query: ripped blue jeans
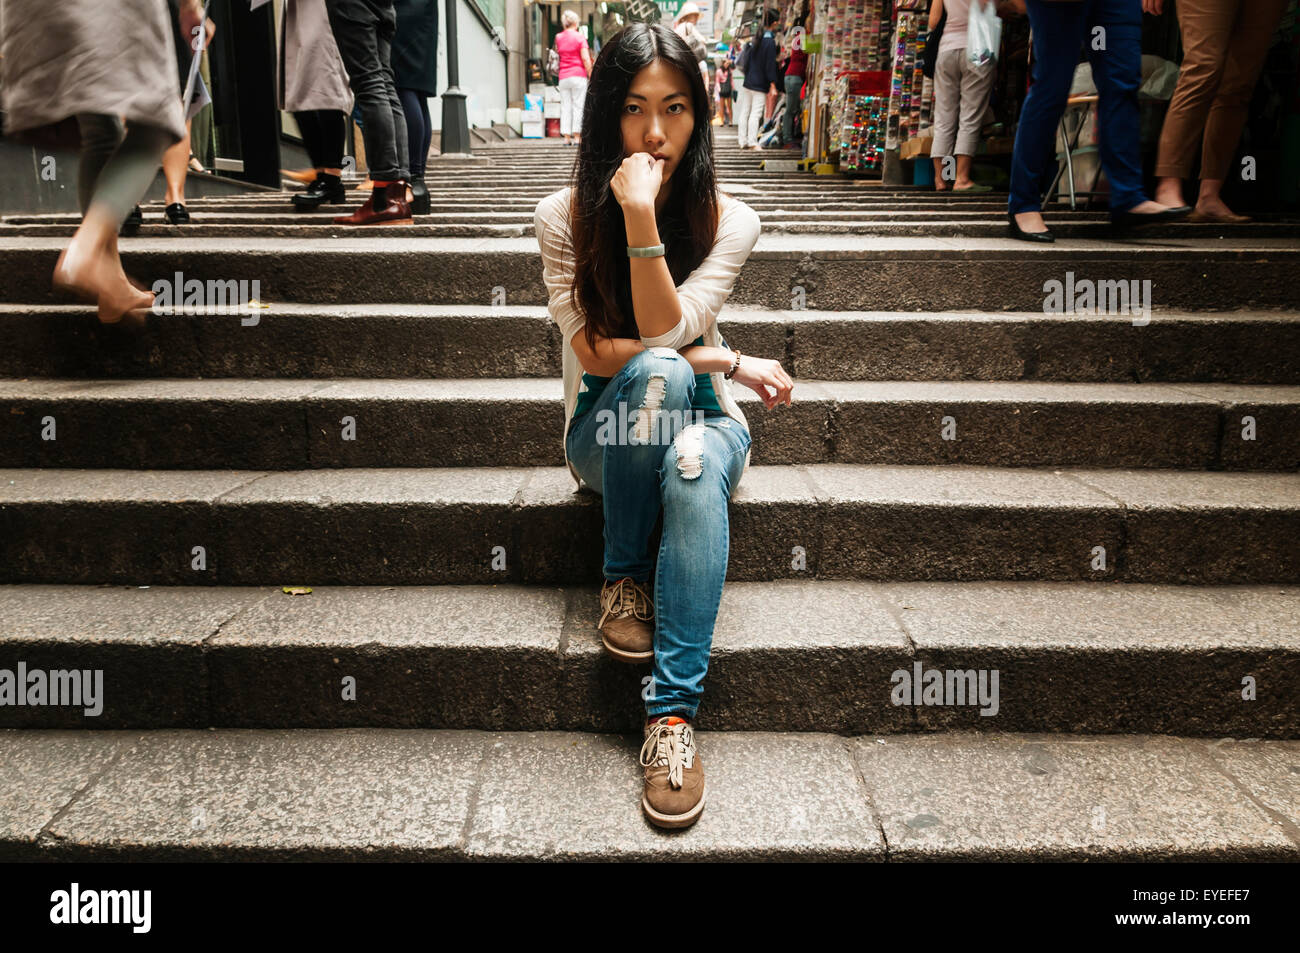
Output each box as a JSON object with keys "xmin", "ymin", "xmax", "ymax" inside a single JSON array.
[{"xmin": 565, "ymin": 348, "xmax": 752, "ymax": 719}]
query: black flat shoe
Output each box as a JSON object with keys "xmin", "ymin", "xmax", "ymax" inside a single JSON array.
[
  {"xmin": 291, "ymin": 172, "xmax": 348, "ymax": 211},
  {"xmin": 1007, "ymin": 212, "xmax": 1055, "ymax": 243},
  {"xmin": 164, "ymin": 202, "xmax": 190, "ymax": 225},
  {"xmin": 120, "ymin": 205, "xmax": 143, "ymax": 236},
  {"xmin": 1110, "ymin": 205, "xmax": 1192, "ymax": 228}
]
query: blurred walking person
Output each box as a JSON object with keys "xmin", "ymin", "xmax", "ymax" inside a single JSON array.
[
  {"xmin": 929, "ymin": 0, "xmax": 998, "ymax": 190},
  {"xmin": 394, "ymin": 0, "xmax": 437, "ymax": 214},
  {"xmin": 716, "ymin": 55, "xmax": 734, "ymax": 125},
  {"xmin": 325, "ymin": 0, "xmax": 413, "ymax": 225},
  {"xmin": 158, "ymin": 0, "xmax": 216, "ymax": 226},
  {"xmin": 1148, "ymin": 0, "xmax": 1288, "ymax": 224},
  {"xmin": 555, "ymin": 9, "xmax": 593, "ymax": 146},
  {"xmin": 282, "ymin": 0, "xmax": 354, "ymax": 212},
  {"xmin": 737, "ymin": 8, "xmax": 780, "ymax": 150},
  {"xmin": 0, "ymin": 0, "xmax": 191, "ymax": 322},
  {"xmin": 1007, "ymin": 0, "xmax": 1189, "ymax": 242}
]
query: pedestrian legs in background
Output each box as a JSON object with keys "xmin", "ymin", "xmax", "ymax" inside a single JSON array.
[
  {"xmin": 56, "ymin": 115, "xmax": 176, "ymax": 323},
  {"xmin": 1009, "ymin": 0, "xmax": 1188, "ymax": 241},
  {"xmin": 558, "ymin": 75, "xmax": 587, "ymax": 146},
  {"xmin": 735, "ymin": 86, "xmax": 761, "ymax": 148},
  {"xmin": 1085, "ymin": 0, "xmax": 1188, "ymax": 226},
  {"xmin": 161, "ymin": 119, "xmax": 194, "ymax": 224},
  {"xmin": 398, "ymin": 89, "xmax": 432, "ymax": 213},
  {"xmin": 291, "ymin": 109, "xmax": 350, "ymax": 211},
  {"xmin": 1152, "ymin": 0, "xmax": 1287, "ymax": 224},
  {"xmin": 325, "ymin": 0, "xmax": 412, "ymax": 225},
  {"xmin": 781, "ymin": 73, "xmax": 802, "ymax": 147},
  {"xmin": 930, "ymin": 48, "xmax": 997, "ymax": 190},
  {"xmin": 1008, "ymin": 0, "xmax": 1086, "ymax": 236}
]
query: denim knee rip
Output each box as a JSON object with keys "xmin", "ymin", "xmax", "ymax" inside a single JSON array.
[
  {"xmin": 672, "ymin": 423, "xmax": 707, "ymax": 480},
  {"xmin": 634, "ymin": 373, "xmax": 668, "ymax": 443},
  {"xmin": 632, "ymin": 347, "xmax": 684, "ymax": 444}
]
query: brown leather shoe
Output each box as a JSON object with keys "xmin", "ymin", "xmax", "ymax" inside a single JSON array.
[
  {"xmin": 640, "ymin": 716, "xmax": 705, "ymax": 829},
  {"xmin": 598, "ymin": 577, "xmax": 654, "ymax": 663},
  {"xmin": 332, "ymin": 181, "xmax": 413, "ymax": 226}
]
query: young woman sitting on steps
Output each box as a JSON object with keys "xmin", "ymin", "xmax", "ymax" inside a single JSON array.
[{"xmin": 534, "ymin": 21, "xmax": 794, "ymax": 831}]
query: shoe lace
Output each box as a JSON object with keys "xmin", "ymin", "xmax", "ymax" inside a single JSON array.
[
  {"xmin": 598, "ymin": 577, "xmax": 653, "ymax": 628},
  {"xmin": 639, "ymin": 720, "xmax": 695, "ymax": 789}
]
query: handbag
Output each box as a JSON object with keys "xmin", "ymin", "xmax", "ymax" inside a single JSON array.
[
  {"xmin": 921, "ymin": 7, "xmax": 946, "ymax": 79},
  {"xmin": 966, "ymin": 0, "xmax": 1003, "ymax": 67},
  {"xmin": 547, "ymin": 45, "xmax": 560, "ymax": 79}
]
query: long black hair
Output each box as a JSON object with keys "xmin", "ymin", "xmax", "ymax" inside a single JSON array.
[{"xmin": 567, "ymin": 22, "xmax": 719, "ymax": 352}]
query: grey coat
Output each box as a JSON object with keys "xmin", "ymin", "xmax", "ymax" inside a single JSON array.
[
  {"xmin": 279, "ymin": 0, "xmax": 352, "ymax": 113},
  {"xmin": 0, "ymin": 0, "xmax": 185, "ymax": 143}
]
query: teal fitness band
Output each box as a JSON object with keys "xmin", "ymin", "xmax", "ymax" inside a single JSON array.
[{"xmin": 627, "ymin": 244, "xmax": 665, "ymax": 257}]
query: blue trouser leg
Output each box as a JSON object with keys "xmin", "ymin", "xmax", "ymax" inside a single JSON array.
[
  {"xmin": 645, "ymin": 416, "xmax": 750, "ymax": 719},
  {"xmin": 565, "ymin": 348, "xmax": 697, "ymax": 583},
  {"xmin": 1086, "ymin": 0, "xmax": 1148, "ymax": 214},
  {"xmin": 1009, "ymin": 0, "xmax": 1087, "ymax": 214}
]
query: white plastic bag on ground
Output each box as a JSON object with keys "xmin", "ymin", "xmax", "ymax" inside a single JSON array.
[{"xmin": 967, "ymin": 0, "xmax": 1002, "ymax": 67}]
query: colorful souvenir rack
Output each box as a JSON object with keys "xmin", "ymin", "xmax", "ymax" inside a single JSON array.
[
  {"xmin": 839, "ymin": 94, "xmax": 886, "ymax": 173},
  {"xmin": 814, "ymin": 0, "xmax": 893, "ymax": 102},
  {"xmin": 886, "ymin": 6, "xmax": 933, "ymax": 150}
]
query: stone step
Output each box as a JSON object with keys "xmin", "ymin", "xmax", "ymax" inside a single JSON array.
[
  {"xmin": 2, "ymin": 378, "xmax": 1295, "ymax": 470},
  {"xmin": 3, "ymin": 304, "xmax": 1297, "ymax": 384},
  {"xmin": 7, "ymin": 219, "xmax": 1294, "ymax": 242},
  {"xmin": 1, "ymin": 726, "xmax": 1294, "ymax": 860},
  {"xmin": 2, "ymin": 236, "xmax": 1296, "ymax": 311},
  {"xmin": 1, "ymin": 465, "xmax": 1295, "ymax": 585},
  {"xmin": 0, "ymin": 581, "xmax": 1295, "ymax": 734}
]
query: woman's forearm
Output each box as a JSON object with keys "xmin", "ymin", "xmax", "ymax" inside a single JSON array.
[
  {"xmin": 579, "ymin": 339, "xmax": 735, "ymax": 379},
  {"xmin": 678, "ymin": 344, "xmax": 735, "ymax": 374},
  {"xmin": 623, "ymin": 204, "xmax": 682, "ymax": 340},
  {"xmin": 577, "ymin": 335, "xmax": 648, "ymax": 377}
]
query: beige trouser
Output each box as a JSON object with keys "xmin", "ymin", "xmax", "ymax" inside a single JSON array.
[
  {"xmin": 930, "ymin": 48, "xmax": 997, "ymax": 157},
  {"xmin": 1154, "ymin": 0, "xmax": 1287, "ymax": 180}
]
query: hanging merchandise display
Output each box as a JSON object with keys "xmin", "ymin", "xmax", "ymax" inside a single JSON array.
[
  {"xmin": 886, "ymin": 1, "xmax": 933, "ymax": 152},
  {"xmin": 839, "ymin": 94, "xmax": 886, "ymax": 172},
  {"xmin": 800, "ymin": 0, "xmax": 894, "ymax": 174}
]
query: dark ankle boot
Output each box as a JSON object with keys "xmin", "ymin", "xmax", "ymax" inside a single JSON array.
[
  {"xmin": 409, "ymin": 175, "xmax": 430, "ymax": 215},
  {"xmin": 332, "ymin": 180, "xmax": 412, "ymax": 226},
  {"xmin": 120, "ymin": 205, "xmax": 144, "ymax": 236},
  {"xmin": 292, "ymin": 172, "xmax": 347, "ymax": 211}
]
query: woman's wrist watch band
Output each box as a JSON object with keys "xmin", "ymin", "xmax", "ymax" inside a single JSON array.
[{"xmin": 626, "ymin": 244, "xmax": 665, "ymax": 257}]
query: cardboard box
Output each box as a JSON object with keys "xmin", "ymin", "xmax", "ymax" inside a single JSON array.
[{"xmin": 899, "ymin": 135, "xmax": 932, "ymax": 160}]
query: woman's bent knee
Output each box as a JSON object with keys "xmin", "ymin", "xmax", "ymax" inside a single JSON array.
[{"xmin": 620, "ymin": 347, "xmax": 694, "ymax": 404}]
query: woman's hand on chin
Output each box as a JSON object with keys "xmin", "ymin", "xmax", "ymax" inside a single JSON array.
[
  {"xmin": 611, "ymin": 152, "xmax": 664, "ymax": 212},
  {"xmin": 733, "ymin": 355, "xmax": 794, "ymax": 410}
]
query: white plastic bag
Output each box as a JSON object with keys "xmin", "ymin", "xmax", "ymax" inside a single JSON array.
[{"xmin": 967, "ymin": 0, "xmax": 1002, "ymax": 67}]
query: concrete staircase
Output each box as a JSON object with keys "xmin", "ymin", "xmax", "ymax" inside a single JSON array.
[{"xmin": 1, "ymin": 131, "xmax": 1297, "ymax": 861}]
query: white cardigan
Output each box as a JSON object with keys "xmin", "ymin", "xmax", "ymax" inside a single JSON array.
[{"xmin": 534, "ymin": 186, "xmax": 763, "ymax": 496}]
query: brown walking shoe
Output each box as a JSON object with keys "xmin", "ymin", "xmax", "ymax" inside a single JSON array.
[
  {"xmin": 640, "ymin": 716, "xmax": 706, "ymax": 829},
  {"xmin": 598, "ymin": 577, "xmax": 654, "ymax": 663}
]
